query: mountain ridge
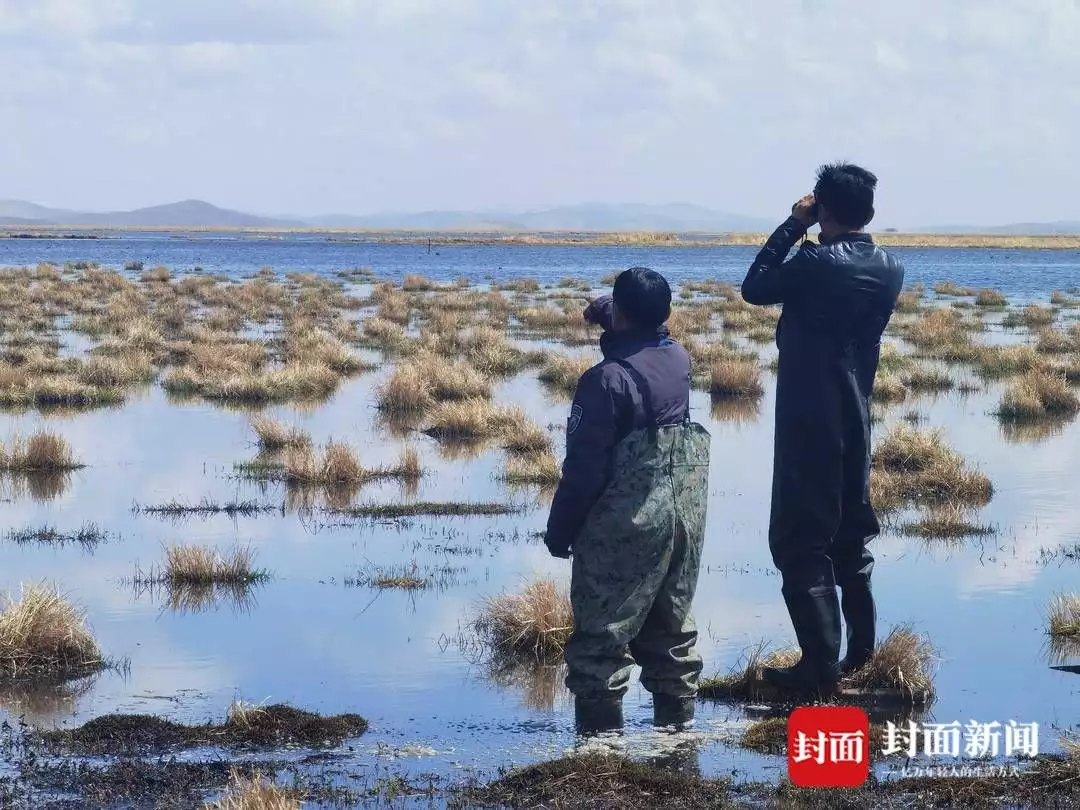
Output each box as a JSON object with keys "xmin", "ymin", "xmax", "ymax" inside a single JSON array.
[{"xmin": 2, "ymin": 198, "xmax": 1079, "ymax": 234}]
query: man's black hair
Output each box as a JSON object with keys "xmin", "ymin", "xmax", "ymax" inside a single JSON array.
[
  {"xmin": 814, "ymin": 162, "xmax": 877, "ymax": 230},
  {"xmin": 613, "ymin": 266, "xmax": 672, "ymax": 329}
]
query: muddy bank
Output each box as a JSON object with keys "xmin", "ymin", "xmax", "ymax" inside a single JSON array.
[{"xmin": 40, "ymin": 704, "xmax": 367, "ymax": 755}]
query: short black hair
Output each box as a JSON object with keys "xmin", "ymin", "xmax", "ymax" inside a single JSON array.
[
  {"xmin": 814, "ymin": 162, "xmax": 877, "ymax": 229},
  {"xmin": 612, "ymin": 266, "xmax": 671, "ymax": 329}
]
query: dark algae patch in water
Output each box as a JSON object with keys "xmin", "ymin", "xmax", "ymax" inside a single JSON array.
[{"xmin": 40, "ymin": 704, "xmax": 368, "ymax": 755}]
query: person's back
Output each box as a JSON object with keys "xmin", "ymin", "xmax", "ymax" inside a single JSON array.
[
  {"xmin": 544, "ymin": 267, "xmax": 710, "ymax": 734},
  {"xmin": 741, "ymin": 163, "xmax": 904, "ymax": 697}
]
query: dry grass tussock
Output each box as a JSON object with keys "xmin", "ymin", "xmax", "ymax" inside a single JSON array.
[
  {"xmin": 422, "ymin": 400, "xmax": 541, "ymax": 447},
  {"xmin": 975, "ymin": 288, "xmax": 1007, "ymax": 307},
  {"xmin": 871, "ymin": 424, "xmax": 993, "ymax": 511},
  {"xmin": 1048, "ymin": 594, "xmax": 1080, "ymax": 638},
  {"xmin": 1035, "ymin": 328, "xmax": 1076, "ymax": 355},
  {"xmin": 500, "ymin": 413, "xmax": 552, "ymax": 455},
  {"xmin": 998, "ymin": 370, "xmax": 1080, "ymax": 420},
  {"xmin": 537, "ymin": 353, "xmax": 594, "ymax": 395},
  {"xmin": 844, "ymin": 626, "xmax": 936, "ymax": 703},
  {"xmin": 473, "ymin": 579, "xmax": 573, "ymax": 663},
  {"xmin": 376, "ymin": 354, "xmax": 491, "ymax": 415},
  {"xmin": 0, "ymin": 583, "xmax": 103, "ymax": 679},
  {"xmin": 903, "ymin": 365, "xmax": 954, "ymax": 392},
  {"xmin": 709, "ymin": 358, "xmax": 764, "ymax": 399},
  {"xmin": 0, "ymin": 432, "xmax": 81, "ymax": 472},
  {"xmin": 164, "ymin": 545, "xmax": 268, "ymax": 585},
  {"xmin": 975, "ymin": 344, "xmax": 1043, "ymax": 379},
  {"xmin": 282, "ymin": 442, "xmax": 421, "ymax": 488},
  {"xmin": 205, "ymin": 769, "xmax": 302, "ymax": 810},
  {"xmin": 700, "ymin": 626, "xmax": 935, "ymax": 705},
  {"xmin": 502, "ymin": 452, "xmax": 562, "ymax": 486},
  {"xmin": 873, "ymin": 372, "xmax": 908, "ymax": 404},
  {"xmin": 164, "ymin": 362, "xmax": 340, "ymax": 404},
  {"xmin": 933, "ymin": 281, "xmax": 975, "ymax": 296},
  {"xmin": 250, "ymin": 414, "xmax": 311, "ymax": 450}
]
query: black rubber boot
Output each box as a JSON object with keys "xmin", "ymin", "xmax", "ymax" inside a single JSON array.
[
  {"xmin": 763, "ymin": 584, "xmax": 842, "ymax": 698},
  {"xmin": 653, "ymin": 694, "xmax": 695, "ymax": 730},
  {"xmin": 839, "ymin": 581, "xmax": 876, "ymax": 676},
  {"xmin": 574, "ymin": 695, "xmax": 624, "ymax": 735}
]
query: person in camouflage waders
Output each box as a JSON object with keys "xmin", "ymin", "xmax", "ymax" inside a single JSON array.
[{"xmin": 544, "ymin": 267, "xmax": 711, "ymax": 734}]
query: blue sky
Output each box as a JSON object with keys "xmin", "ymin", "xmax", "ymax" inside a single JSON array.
[{"xmin": 1, "ymin": 0, "xmax": 1078, "ymax": 226}]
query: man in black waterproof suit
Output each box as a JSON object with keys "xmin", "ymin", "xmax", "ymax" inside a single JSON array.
[{"xmin": 741, "ymin": 163, "xmax": 905, "ymax": 697}]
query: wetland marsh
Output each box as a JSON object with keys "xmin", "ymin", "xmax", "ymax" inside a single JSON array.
[{"xmin": 0, "ymin": 232, "xmax": 1077, "ymax": 807}]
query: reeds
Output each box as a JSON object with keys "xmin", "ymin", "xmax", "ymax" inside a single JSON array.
[
  {"xmin": 998, "ymin": 370, "xmax": 1080, "ymax": 421},
  {"xmin": 163, "ymin": 545, "xmax": 269, "ymax": 585},
  {"xmin": 709, "ymin": 358, "xmax": 764, "ymax": 399},
  {"xmin": 207, "ymin": 769, "xmax": 303, "ymax": 810},
  {"xmin": 1048, "ymin": 594, "xmax": 1080, "ymax": 638},
  {"xmin": 473, "ymin": 579, "xmax": 573, "ymax": 662},
  {"xmin": 0, "ymin": 583, "xmax": 103, "ymax": 679},
  {"xmin": 423, "ymin": 399, "xmax": 532, "ymax": 442}
]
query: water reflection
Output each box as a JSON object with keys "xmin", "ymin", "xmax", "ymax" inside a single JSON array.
[
  {"xmin": 0, "ymin": 673, "xmax": 99, "ymax": 725},
  {"xmin": 484, "ymin": 659, "xmax": 570, "ymax": 712},
  {"xmin": 998, "ymin": 416, "xmax": 1074, "ymax": 445},
  {"xmin": 132, "ymin": 580, "xmax": 265, "ymax": 617},
  {"xmin": 709, "ymin": 397, "xmax": 761, "ymax": 425}
]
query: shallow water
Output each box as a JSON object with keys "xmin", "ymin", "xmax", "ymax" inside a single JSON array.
[{"xmin": 0, "ymin": 235, "xmax": 1078, "ymax": 804}]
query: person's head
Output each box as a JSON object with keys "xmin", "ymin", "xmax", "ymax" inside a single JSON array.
[
  {"xmin": 612, "ymin": 267, "xmax": 672, "ymax": 332},
  {"xmin": 813, "ymin": 162, "xmax": 877, "ymax": 242}
]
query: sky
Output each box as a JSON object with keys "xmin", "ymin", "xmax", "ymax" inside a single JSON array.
[{"xmin": 1, "ymin": 0, "xmax": 1079, "ymax": 227}]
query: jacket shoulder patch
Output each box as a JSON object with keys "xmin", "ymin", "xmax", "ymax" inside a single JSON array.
[{"xmin": 567, "ymin": 404, "xmax": 583, "ymax": 434}]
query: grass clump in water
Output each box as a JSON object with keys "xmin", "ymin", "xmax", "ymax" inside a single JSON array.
[
  {"xmin": 335, "ymin": 501, "xmax": 518, "ymax": 519},
  {"xmin": 903, "ymin": 366, "xmax": 954, "ymax": 392},
  {"xmin": 975, "ymin": 288, "xmax": 1007, "ymax": 307},
  {"xmin": 700, "ymin": 626, "xmax": 935, "ymax": 706},
  {"xmin": 0, "ymin": 432, "xmax": 82, "ymax": 472},
  {"xmin": 997, "ymin": 370, "xmax": 1080, "ymax": 421},
  {"xmin": 871, "ymin": 424, "xmax": 993, "ymax": 512},
  {"xmin": 873, "ymin": 372, "xmax": 908, "ymax": 403},
  {"xmin": 709, "ymin": 358, "xmax": 764, "ymax": 399},
  {"xmin": 0, "ymin": 583, "xmax": 104, "ymax": 680},
  {"xmin": 1048, "ymin": 594, "xmax": 1080, "ymax": 638},
  {"xmin": 501, "ymin": 452, "xmax": 562, "ymax": 487},
  {"xmin": 162, "ymin": 545, "xmax": 269, "ymax": 585},
  {"xmin": 537, "ymin": 354, "xmax": 594, "ymax": 396},
  {"xmin": 473, "ymin": 579, "xmax": 573, "ymax": 663},
  {"xmin": 974, "ymin": 344, "xmax": 1042, "ymax": 379},
  {"xmin": 933, "ymin": 281, "xmax": 974, "ymax": 296},
  {"xmin": 249, "ymin": 414, "xmax": 310, "ymax": 451},
  {"xmin": 7, "ymin": 523, "xmax": 108, "ymax": 550},
  {"xmin": 207, "ymin": 769, "xmax": 303, "ymax": 810}
]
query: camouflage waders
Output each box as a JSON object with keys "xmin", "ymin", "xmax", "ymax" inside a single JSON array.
[{"xmin": 564, "ymin": 420, "xmax": 711, "ymax": 700}]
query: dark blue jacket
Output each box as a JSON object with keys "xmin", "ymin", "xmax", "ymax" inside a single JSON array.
[{"xmin": 544, "ymin": 296, "xmax": 691, "ymax": 557}]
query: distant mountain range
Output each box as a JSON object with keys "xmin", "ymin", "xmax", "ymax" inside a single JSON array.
[{"xmin": 1, "ymin": 198, "xmax": 1079, "ymax": 234}]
